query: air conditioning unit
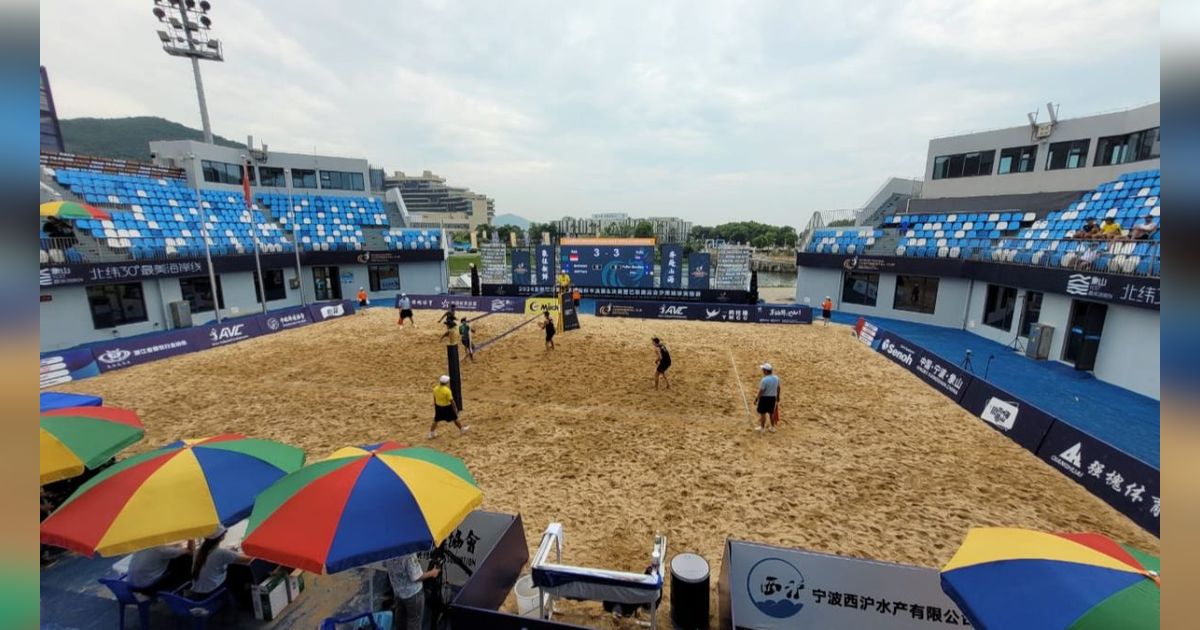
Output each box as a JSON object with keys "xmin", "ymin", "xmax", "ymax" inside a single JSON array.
[
  {"xmin": 1025, "ymin": 323, "xmax": 1054, "ymax": 360},
  {"xmin": 168, "ymin": 300, "xmax": 192, "ymax": 328},
  {"xmin": 1035, "ymin": 122, "xmax": 1054, "ymax": 139}
]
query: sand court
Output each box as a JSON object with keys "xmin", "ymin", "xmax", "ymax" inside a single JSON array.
[{"xmin": 52, "ymin": 308, "xmax": 1158, "ymax": 625}]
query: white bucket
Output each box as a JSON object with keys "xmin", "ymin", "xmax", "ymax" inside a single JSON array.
[{"xmin": 514, "ymin": 574, "xmax": 539, "ymax": 616}]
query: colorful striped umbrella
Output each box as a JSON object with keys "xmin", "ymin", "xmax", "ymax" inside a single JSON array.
[
  {"xmin": 941, "ymin": 528, "xmax": 1159, "ymax": 629},
  {"xmin": 41, "ymin": 406, "xmax": 145, "ymax": 485},
  {"xmin": 241, "ymin": 441, "xmax": 483, "ymax": 574},
  {"xmin": 40, "ymin": 201, "xmax": 111, "ymax": 220},
  {"xmin": 40, "ymin": 434, "xmax": 304, "ymax": 557}
]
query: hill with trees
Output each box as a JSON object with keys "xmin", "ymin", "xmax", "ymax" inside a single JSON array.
[{"xmin": 59, "ymin": 116, "xmax": 243, "ymax": 161}]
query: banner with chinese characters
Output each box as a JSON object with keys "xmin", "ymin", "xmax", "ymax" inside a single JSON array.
[
  {"xmin": 394, "ymin": 294, "xmax": 525, "ymax": 313},
  {"xmin": 510, "ymin": 248, "xmax": 532, "ymax": 285},
  {"xmin": 307, "ymin": 299, "xmax": 357, "ymax": 322},
  {"xmin": 720, "ymin": 539, "xmax": 969, "ymax": 629},
  {"xmin": 1035, "ymin": 421, "xmax": 1159, "ymax": 536},
  {"xmin": 713, "ymin": 245, "xmax": 751, "ymax": 290},
  {"xmin": 687, "ymin": 253, "xmax": 711, "ymax": 290},
  {"xmin": 874, "ymin": 331, "xmax": 973, "ymax": 402},
  {"xmin": 957, "ymin": 378, "xmax": 1056, "ymax": 452},
  {"xmin": 595, "ymin": 300, "xmax": 756, "ymax": 323},
  {"xmin": 659, "ymin": 244, "xmax": 683, "ymax": 289},
  {"xmin": 534, "ymin": 245, "xmax": 556, "ymax": 286},
  {"xmin": 482, "ymin": 283, "xmax": 752, "ymax": 304},
  {"xmin": 422, "ymin": 510, "xmax": 515, "ymax": 590},
  {"xmin": 90, "ymin": 328, "xmax": 209, "ymax": 373},
  {"xmin": 755, "ymin": 304, "xmax": 814, "ymax": 324}
]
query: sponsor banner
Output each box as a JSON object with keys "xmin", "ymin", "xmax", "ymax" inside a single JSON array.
[
  {"xmin": 525, "ymin": 297, "xmax": 560, "ymax": 315},
  {"xmin": 958, "ymin": 378, "xmax": 1056, "ymax": 452},
  {"xmin": 714, "ymin": 245, "xmax": 751, "ymax": 290},
  {"xmin": 687, "ymin": 253, "xmax": 711, "ymax": 290},
  {"xmin": 348, "ymin": 249, "xmax": 445, "ymax": 265},
  {"xmin": 480, "ymin": 244, "xmax": 510, "ymax": 285},
  {"xmin": 756, "ymin": 304, "xmax": 814, "ymax": 324},
  {"xmin": 795, "ymin": 252, "xmax": 1160, "ymax": 311},
  {"xmin": 561, "ymin": 299, "xmax": 581, "ymax": 332},
  {"xmin": 309, "ymin": 299, "xmax": 356, "ymax": 322},
  {"xmin": 91, "ymin": 328, "xmax": 207, "ymax": 372},
  {"xmin": 856, "ymin": 318, "xmax": 879, "ymax": 347},
  {"xmin": 395, "ymin": 294, "xmax": 525, "ymax": 313},
  {"xmin": 511, "ymin": 248, "xmax": 532, "ymax": 285},
  {"xmin": 660, "ymin": 244, "xmax": 683, "ymax": 289},
  {"xmin": 482, "ymin": 283, "xmax": 752, "ymax": 304},
  {"xmin": 1036, "ymin": 422, "xmax": 1160, "ymax": 536},
  {"xmin": 256, "ymin": 306, "xmax": 314, "ymax": 333},
  {"xmin": 40, "ymin": 348, "xmax": 101, "ymax": 389},
  {"xmin": 534, "ymin": 245, "xmax": 556, "ymax": 286},
  {"xmin": 874, "ymin": 331, "xmax": 972, "ymax": 402},
  {"xmin": 722, "ymin": 539, "xmax": 968, "ymax": 629},
  {"xmin": 199, "ymin": 317, "xmax": 265, "ymax": 349},
  {"xmin": 419, "ymin": 510, "xmax": 513, "ymax": 590},
  {"xmin": 595, "ymin": 300, "xmax": 757, "ymax": 323}
]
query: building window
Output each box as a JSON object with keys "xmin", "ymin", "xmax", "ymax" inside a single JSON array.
[
  {"xmin": 997, "ymin": 145, "xmax": 1038, "ymax": 174},
  {"xmin": 369, "ymin": 168, "xmax": 385, "ymax": 191},
  {"xmin": 842, "ymin": 271, "xmax": 879, "ymax": 307},
  {"xmin": 179, "ymin": 275, "xmax": 224, "ymax": 313},
  {"xmin": 1019, "ymin": 291, "xmax": 1043, "ymax": 337},
  {"xmin": 1046, "ymin": 139, "xmax": 1090, "ymax": 170},
  {"xmin": 983, "ymin": 284, "xmax": 1018, "ymax": 331},
  {"xmin": 369, "ymin": 264, "xmax": 401, "ymax": 291},
  {"xmin": 931, "ymin": 150, "xmax": 995, "ymax": 179},
  {"xmin": 1095, "ymin": 127, "xmax": 1160, "ymax": 166},
  {"xmin": 893, "ymin": 275, "xmax": 939, "ymax": 314},
  {"xmin": 201, "ymin": 160, "xmax": 251, "ymax": 185},
  {"xmin": 292, "ymin": 169, "xmax": 317, "ymax": 189},
  {"xmin": 254, "ymin": 269, "xmax": 287, "ymax": 302},
  {"xmin": 259, "ymin": 166, "xmax": 286, "ymax": 187},
  {"xmin": 86, "ymin": 282, "xmax": 148, "ymax": 329},
  {"xmin": 320, "ymin": 170, "xmax": 365, "ymax": 191}
]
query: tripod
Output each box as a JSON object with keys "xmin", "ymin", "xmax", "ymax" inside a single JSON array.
[{"xmin": 960, "ymin": 350, "xmax": 974, "ymax": 373}]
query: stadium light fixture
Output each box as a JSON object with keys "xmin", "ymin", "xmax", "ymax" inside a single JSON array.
[{"xmin": 151, "ymin": 0, "xmax": 224, "ymax": 144}]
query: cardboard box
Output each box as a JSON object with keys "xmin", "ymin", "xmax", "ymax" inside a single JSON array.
[
  {"xmin": 285, "ymin": 569, "xmax": 305, "ymax": 602},
  {"xmin": 251, "ymin": 573, "xmax": 289, "ymax": 621}
]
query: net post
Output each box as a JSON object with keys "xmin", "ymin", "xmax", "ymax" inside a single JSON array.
[{"xmin": 447, "ymin": 343, "xmax": 463, "ymax": 410}]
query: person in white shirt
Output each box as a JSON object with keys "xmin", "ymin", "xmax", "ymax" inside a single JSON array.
[
  {"xmin": 754, "ymin": 363, "xmax": 782, "ymax": 433},
  {"xmin": 128, "ymin": 542, "xmax": 193, "ymax": 594},
  {"xmin": 187, "ymin": 527, "xmax": 250, "ymax": 599},
  {"xmin": 384, "ymin": 553, "xmax": 440, "ymax": 630},
  {"xmin": 397, "ymin": 293, "xmax": 415, "ymax": 327},
  {"xmin": 1130, "ymin": 215, "xmax": 1158, "ymax": 240}
]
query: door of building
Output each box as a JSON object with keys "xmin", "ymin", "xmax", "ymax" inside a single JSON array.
[
  {"xmin": 1064, "ymin": 299, "xmax": 1108, "ymax": 371},
  {"xmin": 312, "ymin": 266, "xmax": 342, "ymax": 301}
]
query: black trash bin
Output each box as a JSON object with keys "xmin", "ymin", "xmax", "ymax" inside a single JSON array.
[{"xmin": 670, "ymin": 552, "xmax": 710, "ymax": 629}]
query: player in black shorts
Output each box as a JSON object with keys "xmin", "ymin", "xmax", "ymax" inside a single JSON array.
[
  {"xmin": 540, "ymin": 309, "xmax": 556, "ymax": 350},
  {"xmin": 652, "ymin": 337, "xmax": 671, "ymax": 389}
]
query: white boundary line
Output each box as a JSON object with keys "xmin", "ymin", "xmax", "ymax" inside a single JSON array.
[{"xmin": 729, "ymin": 350, "xmax": 753, "ymax": 423}]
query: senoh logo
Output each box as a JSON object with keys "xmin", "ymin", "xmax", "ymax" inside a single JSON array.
[
  {"xmin": 880, "ymin": 339, "xmax": 913, "ymax": 366},
  {"xmin": 1052, "ymin": 442, "xmax": 1085, "ymax": 477},
  {"xmin": 97, "ymin": 348, "xmax": 132, "ymax": 364}
]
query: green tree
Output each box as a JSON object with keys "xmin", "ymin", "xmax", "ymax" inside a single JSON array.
[
  {"xmin": 633, "ymin": 221, "xmax": 654, "ymax": 238},
  {"xmin": 826, "ymin": 219, "xmax": 856, "ymax": 227}
]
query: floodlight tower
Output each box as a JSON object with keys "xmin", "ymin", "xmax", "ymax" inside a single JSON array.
[{"xmin": 151, "ymin": 0, "xmax": 223, "ymax": 144}]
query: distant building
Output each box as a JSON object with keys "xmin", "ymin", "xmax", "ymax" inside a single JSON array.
[
  {"xmin": 383, "ymin": 170, "xmax": 494, "ymax": 232},
  {"xmin": 554, "ymin": 213, "xmax": 693, "ymax": 243}
]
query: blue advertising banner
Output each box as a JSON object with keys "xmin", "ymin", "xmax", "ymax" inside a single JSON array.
[
  {"xmin": 660, "ymin": 244, "xmax": 683, "ymax": 289},
  {"xmin": 756, "ymin": 304, "xmax": 814, "ymax": 324},
  {"xmin": 874, "ymin": 330, "xmax": 972, "ymax": 402},
  {"xmin": 1036, "ymin": 421, "xmax": 1160, "ymax": 536},
  {"xmin": 256, "ymin": 305, "xmax": 314, "ymax": 333},
  {"xmin": 957, "ymin": 378, "xmax": 1056, "ymax": 452},
  {"xmin": 482, "ymin": 283, "xmax": 752, "ymax": 303},
  {"xmin": 511, "ymin": 248, "xmax": 532, "ymax": 285},
  {"xmin": 687, "ymin": 253, "xmax": 711, "ymax": 289},
  {"xmin": 308, "ymin": 299, "xmax": 357, "ymax": 322},
  {"xmin": 91, "ymin": 328, "xmax": 209, "ymax": 372},
  {"xmin": 40, "ymin": 348, "xmax": 102, "ymax": 389},
  {"xmin": 595, "ymin": 300, "xmax": 756, "ymax": 323},
  {"xmin": 535, "ymin": 245, "xmax": 556, "ymax": 286},
  {"xmin": 395, "ymin": 294, "xmax": 525, "ymax": 313}
]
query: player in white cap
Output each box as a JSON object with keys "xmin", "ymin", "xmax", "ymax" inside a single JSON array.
[
  {"xmin": 754, "ymin": 363, "xmax": 781, "ymax": 433},
  {"xmin": 429, "ymin": 374, "xmax": 469, "ymax": 438}
]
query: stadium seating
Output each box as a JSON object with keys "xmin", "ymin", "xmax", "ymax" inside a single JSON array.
[
  {"xmin": 991, "ymin": 170, "xmax": 1160, "ymax": 275},
  {"xmin": 256, "ymin": 192, "xmax": 389, "ymax": 252},
  {"xmin": 805, "ymin": 229, "xmax": 882, "ymax": 254},
  {"xmin": 382, "ymin": 227, "xmax": 442, "ymax": 251}
]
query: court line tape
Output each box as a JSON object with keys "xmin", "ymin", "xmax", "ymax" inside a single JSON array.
[{"xmin": 728, "ymin": 350, "xmax": 753, "ymax": 423}]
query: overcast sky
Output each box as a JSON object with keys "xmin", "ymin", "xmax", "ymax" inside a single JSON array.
[{"xmin": 41, "ymin": 0, "xmax": 1159, "ymax": 227}]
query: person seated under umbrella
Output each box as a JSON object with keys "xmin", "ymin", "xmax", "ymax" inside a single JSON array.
[{"xmin": 187, "ymin": 526, "xmax": 251, "ymax": 600}]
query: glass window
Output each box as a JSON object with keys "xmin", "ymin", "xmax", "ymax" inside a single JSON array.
[
  {"xmin": 893, "ymin": 275, "xmax": 939, "ymax": 314},
  {"xmin": 1095, "ymin": 127, "xmax": 1160, "ymax": 166},
  {"xmin": 1019, "ymin": 291, "xmax": 1043, "ymax": 337},
  {"xmin": 179, "ymin": 275, "xmax": 224, "ymax": 313},
  {"xmin": 200, "ymin": 160, "xmax": 250, "ymax": 185},
  {"xmin": 259, "ymin": 166, "xmax": 286, "ymax": 187},
  {"xmin": 86, "ymin": 282, "xmax": 148, "ymax": 329},
  {"xmin": 319, "ymin": 170, "xmax": 366, "ymax": 191},
  {"xmin": 931, "ymin": 150, "xmax": 995, "ymax": 179},
  {"xmin": 253, "ymin": 269, "xmax": 287, "ymax": 302},
  {"xmin": 983, "ymin": 284, "xmax": 1018, "ymax": 330},
  {"xmin": 292, "ymin": 169, "xmax": 317, "ymax": 189},
  {"xmin": 997, "ymin": 145, "xmax": 1038, "ymax": 174},
  {"xmin": 369, "ymin": 264, "xmax": 401, "ymax": 291},
  {"xmin": 842, "ymin": 271, "xmax": 879, "ymax": 307},
  {"xmin": 1046, "ymin": 139, "xmax": 1090, "ymax": 170}
]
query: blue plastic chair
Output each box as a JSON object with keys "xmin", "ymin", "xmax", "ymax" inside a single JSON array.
[
  {"xmin": 158, "ymin": 588, "xmax": 233, "ymax": 630},
  {"xmin": 319, "ymin": 611, "xmax": 393, "ymax": 630},
  {"xmin": 98, "ymin": 577, "xmax": 155, "ymax": 630}
]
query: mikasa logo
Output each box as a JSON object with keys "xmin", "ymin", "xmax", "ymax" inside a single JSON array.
[{"xmin": 880, "ymin": 339, "xmax": 913, "ymax": 366}]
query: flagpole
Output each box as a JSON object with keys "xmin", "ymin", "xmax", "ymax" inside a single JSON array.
[
  {"xmin": 286, "ymin": 169, "xmax": 306, "ymax": 306},
  {"xmin": 190, "ymin": 152, "xmax": 222, "ymax": 323},
  {"xmin": 242, "ymin": 157, "xmax": 268, "ymax": 314}
]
